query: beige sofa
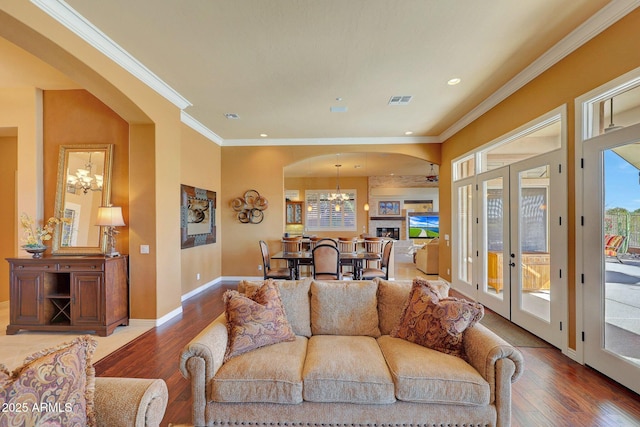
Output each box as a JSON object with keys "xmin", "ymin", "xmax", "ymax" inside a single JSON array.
[
  {"xmin": 415, "ymin": 238, "xmax": 439, "ymax": 274},
  {"xmin": 180, "ymin": 278, "xmax": 523, "ymax": 427},
  {"xmin": 94, "ymin": 377, "xmax": 169, "ymax": 427}
]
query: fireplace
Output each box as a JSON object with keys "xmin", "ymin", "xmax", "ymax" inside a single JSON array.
[{"xmin": 377, "ymin": 227, "xmax": 400, "ymax": 240}]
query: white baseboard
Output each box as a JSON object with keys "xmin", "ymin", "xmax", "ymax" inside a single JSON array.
[{"xmin": 181, "ymin": 277, "xmax": 223, "ymax": 302}]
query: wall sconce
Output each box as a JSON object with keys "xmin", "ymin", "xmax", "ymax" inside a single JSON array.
[{"xmin": 96, "ymin": 206, "xmax": 126, "ymax": 257}]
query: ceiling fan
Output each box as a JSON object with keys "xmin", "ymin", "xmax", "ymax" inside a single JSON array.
[{"xmin": 426, "ymin": 164, "xmax": 439, "ymax": 183}]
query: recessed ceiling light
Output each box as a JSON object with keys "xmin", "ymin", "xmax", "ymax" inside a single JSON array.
[
  {"xmin": 224, "ymin": 113, "xmax": 240, "ymax": 119},
  {"xmin": 447, "ymin": 78, "xmax": 461, "ymax": 86},
  {"xmin": 405, "ymin": 131, "xmax": 413, "ymax": 135},
  {"xmin": 260, "ymin": 133, "xmax": 268, "ymax": 138}
]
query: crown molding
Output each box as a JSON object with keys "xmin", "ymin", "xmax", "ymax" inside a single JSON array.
[
  {"xmin": 181, "ymin": 111, "xmax": 224, "ymax": 146},
  {"xmin": 439, "ymin": 0, "xmax": 640, "ymax": 142},
  {"xmin": 222, "ymin": 136, "xmax": 440, "ymax": 147},
  {"xmin": 30, "ymin": 0, "xmax": 192, "ymax": 110}
]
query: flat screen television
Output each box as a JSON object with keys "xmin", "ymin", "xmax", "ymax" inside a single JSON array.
[{"xmin": 408, "ymin": 212, "xmax": 439, "ymax": 238}]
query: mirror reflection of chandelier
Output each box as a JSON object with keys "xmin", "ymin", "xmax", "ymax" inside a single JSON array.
[
  {"xmin": 327, "ymin": 163, "xmax": 350, "ymax": 212},
  {"xmin": 67, "ymin": 152, "xmax": 103, "ymax": 194}
]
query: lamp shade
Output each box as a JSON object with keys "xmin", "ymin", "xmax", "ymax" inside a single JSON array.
[{"xmin": 96, "ymin": 206, "xmax": 126, "ymax": 227}]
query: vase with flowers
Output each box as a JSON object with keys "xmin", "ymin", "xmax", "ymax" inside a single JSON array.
[{"xmin": 20, "ymin": 213, "xmax": 67, "ymax": 258}]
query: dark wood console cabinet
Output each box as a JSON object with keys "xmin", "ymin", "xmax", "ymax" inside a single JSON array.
[{"xmin": 6, "ymin": 255, "xmax": 129, "ymax": 337}]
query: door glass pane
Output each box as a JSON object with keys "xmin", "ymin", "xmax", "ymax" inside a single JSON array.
[
  {"xmin": 484, "ymin": 177, "xmax": 505, "ymax": 300},
  {"xmin": 590, "ymin": 86, "xmax": 640, "ymax": 138},
  {"xmin": 480, "ymin": 120, "xmax": 562, "ymax": 173},
  {"xmin": 518, "ymin": 165, "xmax": 551, "ymax": 321},
  {"xmin": 604, "ymin": 146, "xmax": 640, "ymax": 366},
  {"xmin": 457, "ymin": 184, "xmax": 473, "ymax": 284}
]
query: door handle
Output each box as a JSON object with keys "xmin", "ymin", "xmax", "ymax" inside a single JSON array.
[{"xmin": 509, "ymin": 262, "xmax": 516, "ymax": 267}]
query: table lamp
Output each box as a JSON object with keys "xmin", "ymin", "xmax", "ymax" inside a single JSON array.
[{"xmin": 96, "ymin": 206, "xmax": 126, "ymax": 257}]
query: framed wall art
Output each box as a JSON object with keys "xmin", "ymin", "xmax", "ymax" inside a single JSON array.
[
  {"xmin": 378, "ymin": 200, "xmax": 401, "ymax": 216},
  {"xmin": 181, "ymin": 184, "xmax": 216, "ymax": 248}
]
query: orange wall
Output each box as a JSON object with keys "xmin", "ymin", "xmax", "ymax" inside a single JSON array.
[
  {"xmin": 0, "ymin": 136, "xmax": 17, "ymax": 302},
  {"xmin": 222, "ymin": 143, "xmax": 440, "ymax": 277},
  {"xmin": 43, "ymin": 89, "xmax": 130, "ymax": 253},
  {"xmin": 180, "ymin": 125, "xmax": 222, "ymax": 293},
  {"xmin": 439, "ymin": 8, "xmax": 640, "ymax": 349}
]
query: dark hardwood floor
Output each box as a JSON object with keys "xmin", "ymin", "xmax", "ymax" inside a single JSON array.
[{"xmin": 94, "ymin": 283, "xmax": 640, "ymax": 427}]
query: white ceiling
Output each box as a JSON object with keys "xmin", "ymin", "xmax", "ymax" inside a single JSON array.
[
  {"xmin": 62, "ymin": 0, "xmax": 613, "ymax": 143},
  {"xmin": 13, "ymin": 1, "xmax": 639, "ymax": 178}
]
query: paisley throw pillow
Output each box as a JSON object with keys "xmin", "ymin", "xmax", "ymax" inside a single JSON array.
[
  {"xmin": 224, "ymin": 279, "xmax": 296, "ymax": 362},
  {"xmin": 0, "ymin": 336, "xmax": 97, "ymax": 427},
  {"xmin": 392, "ymin": 278, "xmax": 484, "ymax": 359}
]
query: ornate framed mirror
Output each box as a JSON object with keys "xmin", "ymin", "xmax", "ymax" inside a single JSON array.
[{"xmin": 53, "ymin": 144, "xmax": 114, "ymax": 255}]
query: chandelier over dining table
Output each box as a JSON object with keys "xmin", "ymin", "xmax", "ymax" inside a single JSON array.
[{"xmin": 327, "ymin": 163, "xmax": 350, "ymax": 212}]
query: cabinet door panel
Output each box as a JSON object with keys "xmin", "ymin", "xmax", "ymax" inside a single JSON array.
[
  {"xmin": 72, "ymin": 273, "xmax": 104, "ymax": 325},
  {"xmin": 10, "ymin": 272, "xmax": 44, "ymax": 324}
]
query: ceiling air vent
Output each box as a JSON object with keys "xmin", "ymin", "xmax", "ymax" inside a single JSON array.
[
  {"xmin": 388, "ymin": 95, "xmax": 412, "ymax": 105},
  {"xmin": 224, "ymin": 113, "xmax": 240, "ymax": 119}
]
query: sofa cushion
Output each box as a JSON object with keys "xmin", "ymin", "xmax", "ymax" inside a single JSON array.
[
  {"xmin": 224, "ymin": 280, "xmax": 296, "ymax": 361},
  {"xmin": 0, "ymin": 336, "xmax": 97, "ymax": 427},
  {"xmin": 239, "ymin": 278, "xmax": 312, "ymax": 337},
  {"xmin": 310, "ymin": 280, "xmax": 381, "ymax": 337},
  {"xmin": 302, "ymin": 335, "xmax": 395, "ymax": 404},
  {"xmin": 376, "ymin": 278, "xmax": 451, "ymax": 335},
  {"xmin": 212, "ymin": 336, "xmax": 307, "ymax": 404},
  {"xmin": 377, "ymin": 335, "xmax": 490, "ymax": 406},
  {"xmin": 391, "ymin": 278, "xmax": 483, "ymax": 359}
]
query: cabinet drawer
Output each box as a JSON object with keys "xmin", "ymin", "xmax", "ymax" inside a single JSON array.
[
  {"xmin": 11, "ymin": 262, "xmax": 56, "ymax": 271},
  {"xmin": 58, "ymin": 262, "xmax": 104, "ymax": 272}
]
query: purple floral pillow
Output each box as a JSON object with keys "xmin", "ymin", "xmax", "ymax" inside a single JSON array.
[
  {"xmin": 224, "ymin": 279, "xmax": 296, "ymax": 362},
  {"xmin": 392, "ymin": 278, "xmax": 484, "ymax": 359},
  {"xmin": 0, "ymin": 336, "xmax": 97, "ymax": 427}
]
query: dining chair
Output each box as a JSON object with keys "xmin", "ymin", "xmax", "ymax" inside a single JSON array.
[
  {"xmin": 316, "ymin": 238, "xmax": 338, "ymax": 247},
  {"xmin": 337, "ymin": 237, "xmax": 358, "ymax": 278},
  {"xmin": 259, "ymin": 240, "xmax": 292, "ymax": 280},
  {"xmin": 361, "ymin": 240, "xmax": 393, "ymax": 280},
  {"xmin": 312, "ymin": 244, "xmax": 341, "ymax": 280},
  {"xmin": 281, "ymin": 236, "xmax": 303, "ymax": 253},
  {"xmin": 364, "ymin": 237, "xmax": 384, "ymax": 268}
]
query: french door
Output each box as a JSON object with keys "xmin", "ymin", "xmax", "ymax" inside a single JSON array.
[
  {"xmin": 583, "ymin": 123, "xmax": 640, "ymax": 394},
  {"xmin": 456, "ymin": 152, "xmax": 566, "ymax": 348}
]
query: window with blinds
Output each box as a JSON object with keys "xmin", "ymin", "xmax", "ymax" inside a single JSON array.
[{"xmin": 305, "ymin": 190, "xmax": 357, "ymax": 231}]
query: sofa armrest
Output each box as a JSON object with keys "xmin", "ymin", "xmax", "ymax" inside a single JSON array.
[
  {"xmin": 94, "ymin": 377, "xmax": 168, "ymax": 427},
  {"xmin": 179, "ymin": 313, "xmax": 228, "ymax": 426},
  {"xmin": 464, "ymin": 323, "xmax": 524, "ymax": 405}
]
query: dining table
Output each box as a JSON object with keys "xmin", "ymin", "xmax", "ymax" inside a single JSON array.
[{"xmin": 271, "ymin": 250, "xmax": 381, "ymax": 280}]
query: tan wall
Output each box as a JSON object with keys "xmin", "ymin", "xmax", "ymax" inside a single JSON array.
[
  {"xmin": 0, "ymin": 136, "xmax": 17, "ymax": 302},
  {"xmin": 180, "ymin": 125, "xmax": 222, "ymax": 294},
  {"xmin": 439, "ymin": 8, "xmax": 640, "ymax": 350},
  {"xmin": 222, "ymin": 144, "xmax": 440, "ymax": 277}
]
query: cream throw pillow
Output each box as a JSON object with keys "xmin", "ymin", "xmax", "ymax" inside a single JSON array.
[{"xmin": 310, "ymin": 280, "xmax": 381, "ymax": 337}]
